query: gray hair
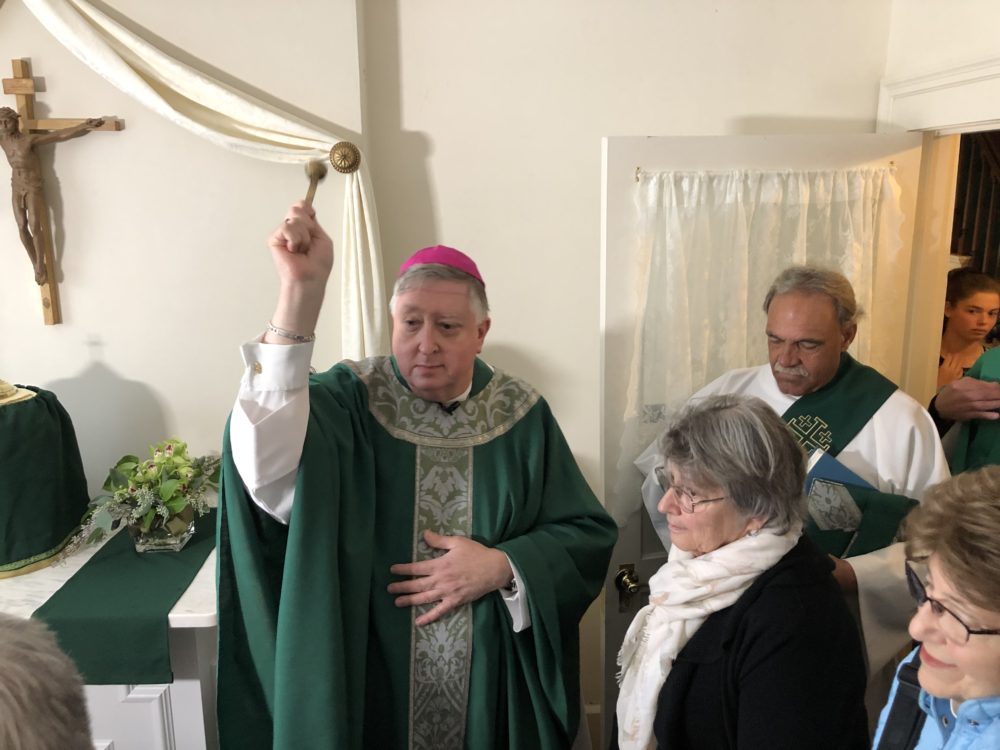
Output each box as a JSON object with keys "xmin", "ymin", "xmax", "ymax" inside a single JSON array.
[
  {"xmin": 659, "ymin": 394, "xmax": 806, "ymax": 533},
  {"xmin": 0, "ymin": 614, "xmax": 92, "ymax": 750},
  {"xmin": 389, "ymin": 263, "xmax": 490, "ymax": 323},
  {"xmin": 763, "ymin": 266, "xmax": 861, "ymax": 328}
]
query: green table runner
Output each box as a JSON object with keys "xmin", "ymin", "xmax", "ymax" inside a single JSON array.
[{"xmin": 33, "ymin": 510, "xmax": 216, "ymax": 684}]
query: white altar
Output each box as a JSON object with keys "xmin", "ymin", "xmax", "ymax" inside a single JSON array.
[{"xmin": 0, "ymin": 536, "xmax": 218, "ymax": 750}]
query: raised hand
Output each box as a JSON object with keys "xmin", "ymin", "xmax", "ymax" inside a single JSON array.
[
  {"xmin": 388, "ymin": 530, "xmax": 514, "ymax": 627},
  {"xmin": 264, "ymin": 201, "xmax": 334, "ymax": 343},
  {"xmin": 268, "ymin": 202, "xmax": 334, "ymax": 282}
]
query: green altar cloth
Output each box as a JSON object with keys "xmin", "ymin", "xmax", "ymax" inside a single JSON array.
[
  {"xmin": 33, "ymin": 509, "xmax": 216, "ymax": 685},
  {"xmin": 0, "ymin": 386, "xmax": 90, "ymax": 577}
]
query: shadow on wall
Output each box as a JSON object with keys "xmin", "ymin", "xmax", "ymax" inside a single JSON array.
[
  {"xmin": 360, "ymin": 0, "xmax": 439, "ymax": 277},
  {"xmin": 44, "ymin": 359, "xmax": 168, "ymax": 498},
  {"xmin": 483, "ymin": 342, "xmax": 601, "ymax": 484},
  {"xmin": 483, "ymin": 342, "xmax": 551, "ymax": 398}
]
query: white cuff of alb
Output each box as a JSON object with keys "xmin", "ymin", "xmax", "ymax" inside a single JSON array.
[
  {"xmin": 499, "ymin": 557, "xmax": 531, "ymax": 632},
  {"xmin": 240, "ymin": 339, "xmax": 313, "ymax": 391}
]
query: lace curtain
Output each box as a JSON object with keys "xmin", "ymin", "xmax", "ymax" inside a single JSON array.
[
  {"xmin": 23, "ymin": 0, "xmax": 388, "ymax": 359},
  {"xmin": 609, "ymin": 167, "xmax": 906, "ymax": 525}
]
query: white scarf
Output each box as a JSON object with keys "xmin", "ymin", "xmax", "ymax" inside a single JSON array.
[{"xmin": 616, "ymin": 522, "xmax": 802, "ymax": 750}]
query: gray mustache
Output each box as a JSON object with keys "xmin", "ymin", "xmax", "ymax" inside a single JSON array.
[{"xmin": 772, "ymin": 363, "xmax": 809, "ymax": 377}]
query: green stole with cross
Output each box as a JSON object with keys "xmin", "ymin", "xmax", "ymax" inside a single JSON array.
[
  {"xmin": 781, "ymin": 353, "xmax": 897, "ymax": 458},
  {"xmin": 781, "ymin": 354, "xmax": 914, "ymax": 558}
]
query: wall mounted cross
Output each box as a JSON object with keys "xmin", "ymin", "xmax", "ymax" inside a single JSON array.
[{"xmin": 2, "ymin": 58, "xmax": 123, "ymax": 325}]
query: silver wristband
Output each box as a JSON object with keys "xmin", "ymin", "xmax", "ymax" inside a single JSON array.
[{"xmin": 265, "ymin": 321, "xmax": 316, "ymax": 343}]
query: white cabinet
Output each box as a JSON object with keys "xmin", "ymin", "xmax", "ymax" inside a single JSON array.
[{"xmin": 87, "ymin": 627, "xmax": 217, "ymax": 750}]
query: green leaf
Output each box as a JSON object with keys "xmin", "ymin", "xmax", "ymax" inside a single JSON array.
[
  {"xmin": 164, "ymin": 498, "xmax": 188, "ymax": 515},
  {"xmin": 159, "ymin": 478, "xmax": 181, "ymax": 501},
  {"xmin": 86, "ymin": 528, "xmax": 106, "ymax": 544},
  {"xmin": 141, "ymin": 509, "xmax": 156, "ymax": 533},
  {"xmin": 92, "ymin": 507, "xmax": 114, "ymax": 534},
  {"xmin": 103, "ymin": 466, "xmax": 130, "ymax": 492}
]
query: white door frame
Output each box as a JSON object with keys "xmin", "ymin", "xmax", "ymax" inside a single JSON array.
[
  {"xmin": 877, "ymin": 56, "xmax": 1000, "ymax": 136},
  {"xmin": 877, "ymin": 55, "xmax": 1000, "ymax": 406}
]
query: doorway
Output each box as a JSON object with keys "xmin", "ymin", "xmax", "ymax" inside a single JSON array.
[{"xmin": 951, "ymin": 131, "xmax": 1000, "ymax": 273}]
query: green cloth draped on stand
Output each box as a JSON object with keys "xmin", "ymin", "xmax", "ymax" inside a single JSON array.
[
  {"xmin": 0, "ymin": 386, "xmax": 89, "ymax": 577},
  {"xmin": 33, "ymin": 509, "xmax": 216, "ymax": 684}
]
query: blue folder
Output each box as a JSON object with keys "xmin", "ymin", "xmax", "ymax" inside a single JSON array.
[{"xmin": 804, "ymin": 450, "xmax": 916, "ymax": 558}]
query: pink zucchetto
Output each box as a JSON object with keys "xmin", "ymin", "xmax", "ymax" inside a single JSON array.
[{"xmin": 398, "ymin": 245, "xmax": 484, "ymax": 287}]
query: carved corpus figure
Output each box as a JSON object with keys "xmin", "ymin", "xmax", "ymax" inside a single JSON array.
[{"xmin": 0, "ymin": 106, "xmax": 103, "ymax": 285}]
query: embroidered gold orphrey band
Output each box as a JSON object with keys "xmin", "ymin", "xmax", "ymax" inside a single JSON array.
[
  {"xmin": 350, "ymin": 357, "xmax": 539, "ymax": 749},
  {"xmin": 409, "ymin": 444, "xmax": 473, "ymax": 749}
]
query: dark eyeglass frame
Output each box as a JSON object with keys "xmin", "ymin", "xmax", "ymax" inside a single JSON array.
[
  {"xmin": 654, "ymin": 465, "xmax": 727, "ymax": 514},
  {"xmin": 905, "ymin": 561, "xmax": 1000, "ymax": 644}
]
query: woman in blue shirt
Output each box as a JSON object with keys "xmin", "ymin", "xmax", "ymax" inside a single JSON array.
[{"xmin": 873, "ymin": 467, "xmax": 1000, "ymax": 749}]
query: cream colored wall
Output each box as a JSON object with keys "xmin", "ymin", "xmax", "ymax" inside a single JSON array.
[
  {"xmin": 886, "ymin": 0, "xmax": 1000, "ymax": 79},
  {"xmin": 0, "ymin": 0, "xmax": 359, "ymax": 491}
]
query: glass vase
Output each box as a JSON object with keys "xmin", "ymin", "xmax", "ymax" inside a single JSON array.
[{"xmin": 127, "ymin": 515, "xmax": 196, "ymax": 552}]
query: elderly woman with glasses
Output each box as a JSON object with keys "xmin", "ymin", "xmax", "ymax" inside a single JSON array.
[
  {"xmin": 614, "ymin": 394, "xmax": 868, "ymax": 750},
  {"xmin": 873, "ymin": 467, "xmax": 1000, "ymax": 749}
]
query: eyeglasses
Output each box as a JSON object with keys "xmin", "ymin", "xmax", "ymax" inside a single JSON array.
[
  {"xmin": 905, "ymin": 562, "xmax": 1000, "ymax": 644},
  {"xmin": 654, "ymin": 466, "xmax": 728, "ymax": 514}
]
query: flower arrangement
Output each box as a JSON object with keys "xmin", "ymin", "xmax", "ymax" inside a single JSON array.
[{"xmin": 68, "ymin": 438, "xmax": 220, "ymax": 553}]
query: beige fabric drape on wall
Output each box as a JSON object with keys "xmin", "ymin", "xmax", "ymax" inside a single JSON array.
[{"xmin": 23, "ymin": 0, "xmax": 388, "ymax": 359}]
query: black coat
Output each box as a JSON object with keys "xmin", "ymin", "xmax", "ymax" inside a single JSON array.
[{"xmin": 614, "ymin": 535, "xmax": 869, "ymax": 750}]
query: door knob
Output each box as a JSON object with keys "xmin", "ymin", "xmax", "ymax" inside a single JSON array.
[{"xmin": 615, "ymin": 565, "xmax": 640, "ymax": 594}]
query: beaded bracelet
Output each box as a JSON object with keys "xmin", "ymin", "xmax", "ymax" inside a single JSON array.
[{"xmin": 266, "ymin": 321, "xmax": 316, "ymax": 343}]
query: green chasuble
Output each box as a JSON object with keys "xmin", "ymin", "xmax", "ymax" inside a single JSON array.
[
  {"xmin": 217, "ymin": 357, "xmax": 617, "ymax": 750},
  {"xmin": 782, "ymin": 354, "xmax": 897, "ymax": 457},
  {"xmin": 950, "ymin": 347, "xmax": 1000, "ymax": 473}
]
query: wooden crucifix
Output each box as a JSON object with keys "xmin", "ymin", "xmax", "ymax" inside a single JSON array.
[{"xmin": 1, "ymin": 58, "xmax": 122, "ymax": 325}]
